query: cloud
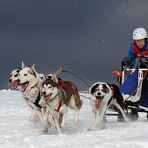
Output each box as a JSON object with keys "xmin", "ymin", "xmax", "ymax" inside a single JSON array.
[{"xmin": 1, "ymin": 0, "xmax": 148, "ymax": 89}]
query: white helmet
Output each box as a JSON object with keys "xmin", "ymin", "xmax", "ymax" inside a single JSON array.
[{"xmin": 133, "ymin": 27, "xmax": 147, "ymax": 40}]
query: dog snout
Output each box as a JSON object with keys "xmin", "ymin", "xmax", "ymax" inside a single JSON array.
[
  {"xmin": 16, "ymin": 79, "xmax": 20, "ymax": 83},
  {"xmin": 97, "ymin": 92, "xmax": 101, "ymax": 96},
  {"xmin": 9, "ymin": 79, "xmax": 12, "ymax": 83},
  {"xmin": 42, "ymin": 91, "xmax": 46, "ymax": 96}
]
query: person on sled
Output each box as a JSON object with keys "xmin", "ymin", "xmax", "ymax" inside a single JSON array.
[
  {"xmin": 121, "ymin": 27, "xmax": 148, "ymax": 120},
  {"xmin": 122, "ymin": 27, "xmax": 148, "ymax": 69}
]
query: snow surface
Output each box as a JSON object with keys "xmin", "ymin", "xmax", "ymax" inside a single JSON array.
[{"xmin": 0, "ymin": 90, "xmax": 148, "ymax": 148}]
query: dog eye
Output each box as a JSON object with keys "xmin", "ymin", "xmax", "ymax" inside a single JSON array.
[
  {"xmin": 24, "ymin": 74, "xmax": 27, "ymax": 76},
  {"xmin": 14, "ymin": 74, "xmax": 18, "ymax": 77}
]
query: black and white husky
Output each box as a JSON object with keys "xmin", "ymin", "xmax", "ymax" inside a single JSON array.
[{"xmin": 88, "ymin": 82, "xmax": 127, "ymax": 130}]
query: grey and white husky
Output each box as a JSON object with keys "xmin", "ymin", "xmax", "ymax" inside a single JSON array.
[{"xmin": 39, "ymin": 74, "xmax": 83, "ymax": 134}]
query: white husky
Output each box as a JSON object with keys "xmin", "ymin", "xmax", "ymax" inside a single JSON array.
[
  {"xmin": 9, "ymin": 68, "xmax": 21, "ymax": 90},
  {"xmin": 17, "ymin": 62, "xmax": 51, "ymax": 133}
]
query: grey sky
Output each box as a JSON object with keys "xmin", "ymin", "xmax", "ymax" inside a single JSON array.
[{"xmin": 0, "ymin": 0, "xmax": 148, "ymax": 90}]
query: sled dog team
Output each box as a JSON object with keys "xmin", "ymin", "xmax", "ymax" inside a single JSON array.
[{"xmin": 9, "ymin": 62, "xmax": 128, "ymax": 134}]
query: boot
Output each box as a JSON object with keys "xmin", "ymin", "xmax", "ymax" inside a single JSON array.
[{"xmin": 131, "ymin": 109, "xmax": 139, "ymax": 121}]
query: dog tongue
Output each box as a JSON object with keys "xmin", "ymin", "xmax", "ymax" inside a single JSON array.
[
  {"xmin": 11, "ymin": 81, "xmax": 18, "ymax": 89},
  {"xmin": 21, "ymin": 83, "xmax": 28, "ymax": 92},
  {"xmin": 45, "ymin": 94, "xmax": 51, "ymax": 101},
  {"xmin": 95, "ymin": 98, "xmax": 101, "ymax": 108}
]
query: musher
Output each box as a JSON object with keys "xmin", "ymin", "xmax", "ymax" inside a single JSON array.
[{"xmin": 121, "ymin": 27, "xmax": 148, "ymax": 120}]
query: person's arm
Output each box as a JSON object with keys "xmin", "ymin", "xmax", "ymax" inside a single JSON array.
[{"xmin": 128, "ymin": 43, "xmax": 137, "ymax": 58}]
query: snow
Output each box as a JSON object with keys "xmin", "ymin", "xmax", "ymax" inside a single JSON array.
[{"xmin": 0, "ymin": 90, "xmax": 148, "ymax": 148}]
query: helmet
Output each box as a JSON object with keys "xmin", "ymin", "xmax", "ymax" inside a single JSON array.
[{"xmin": 133, "ymin": 27, "xmax": 147, "ymax": 40}]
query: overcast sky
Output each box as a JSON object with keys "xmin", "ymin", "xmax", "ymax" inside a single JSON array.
[{"xmin": 0, "ymin": 0, "xmax": 148, "ymax": 90}]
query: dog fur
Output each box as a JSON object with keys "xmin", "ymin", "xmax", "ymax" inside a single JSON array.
[
  {"xmin": 88, "ymin": 82, "xmax": 127, "ymax": 130},
  {"xmin": 16, "ymin": 63, "xmax": 51, "ymax": 133},
  {"xmin": 9, "ymin": 68, "xmax": 21, "ymax": 90},
  {"xmin": 39, "ymin": 74, "xmax": 83, "ymax": 134}
]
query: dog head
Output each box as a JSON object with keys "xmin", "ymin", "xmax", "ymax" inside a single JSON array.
[
  {"xmin": 89, "ymin": 82, "xmax": 112, "ymax": 108},
  {"xmin": 38, "ymin": 73, "xmax": 46, "ymax": 87},
  {"xmin": 40, "ymin": 77, "xmax": 60, "ymax": 103},
  {"xmin": 17, "ymin": 63, "xmax": 40, "ymax": 92},
  {"xmin": 9, "ymin": 68, "xmax": 21, "ymax": 90}
]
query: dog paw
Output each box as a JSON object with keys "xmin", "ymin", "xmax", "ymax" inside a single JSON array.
[
  {"xmin": 47, "ymin": 122, "xmax": 51, "ymax": 128},
  {"xmin": 88, "ymin": 127, "xmax": 95, "ymax": 131},
  {"xmin": 61, "ymin": 123, "xmax": 67, "ymax": 128},
  {"xmin": 30, "ymin": 113, "xmax": 40, "ymax": 124},
  {"xmin": 42, "ymin": 128, "xmax": 48, "ymax": 134},
  {"xmin": 30, "ymin": 116, "xmax": 39, "ymax": 124}
]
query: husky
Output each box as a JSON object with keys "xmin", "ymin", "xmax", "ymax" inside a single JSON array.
[
  {"xmin": 88, "ymin": 82, "xmax": 127, "ymax": 130},
  {"xmin": 9, "ymin": 68, "xmax": 21, "ymax": 90},
  {"xmin": 39, "ymin": 74, "xmax": 83, "ymax": 134},
  {"xmin": 16, "ymin": 62, "xmax": 51, "ymax": 133}
]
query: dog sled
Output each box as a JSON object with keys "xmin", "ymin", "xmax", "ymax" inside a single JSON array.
[{"xmin": 114, "ymin": 57, "xmax": 148, "ymax": 120}]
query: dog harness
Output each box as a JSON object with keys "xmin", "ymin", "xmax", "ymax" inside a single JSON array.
[
  {"xmin": 59, "ymin": 81, "xmax": 76, "ymax": 98},
  {"xmin": 110, "ymin": 86, "xmax": 114, "ymax": 95},
  {"xmin": 34, "ymin": 93, "xmax": 42, "ymax": 108},
  {"xmin": 45, "ymin": 93, "xmax": 62, "ymax": 112},
  {"xmin": 59, "ymin": 81, "xmax": 74, "ymax": 92},
  {"xmin": 54, "ymin": 100, "xmax": 62, "ymax": 112}
]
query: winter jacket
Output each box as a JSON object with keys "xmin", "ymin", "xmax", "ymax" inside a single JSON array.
[{"xmin": 128, "ymin": 41, "xmax": 148, "ymax": 67}]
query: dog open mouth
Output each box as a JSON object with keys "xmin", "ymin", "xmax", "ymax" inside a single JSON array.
[
  {"xmin": 10, "ymin": 80, "xmax": 19, "ymax": 90},
  {"xmin": 45, "ymin": 93, "xmax": 52, "ymax": 102},
  {"xmin": 19, "ymin": 82, "xmax": 29, "ymax": 92},
  {"xmin": 95, "ymin": 96, "xmax": 104, "ymax": 108}
]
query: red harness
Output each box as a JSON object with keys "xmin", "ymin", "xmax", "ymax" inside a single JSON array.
[
  {"xmin": 55, "ymin": 81, "xmax": 74, "ymax": 112},
  {"xmin": 133, "ymin": 42, "xmax": 148, "ymax": 56},
  {"xmin": 110, "ymin": 86, "xmax": 114, "ymax": 95},
  {"xmin": 53, "ymin": 81, "xmax": 75, "ymax": 112},
  {"xmin": 59, "ymin": 81, "xmax": 74, "ymax": 92},
  {"xmin": 54, "ymin": 100, "xmax": 62, "ymax": 112}
]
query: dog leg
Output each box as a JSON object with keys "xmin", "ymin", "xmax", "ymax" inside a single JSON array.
[
  {"xmin": 112, "ymin": 100, "xmax": 128, "ymax": 122},
  {"xmin": 30, "ymin": 109, "xmax": 40, "ymax": 123},
  {"xmin": 42, "ymin": 108, "xmax": 51, "ymax": 128},
  {"xmin": 98, "ymin": 101, "xmax": 108, "ymax": 129},
  {"xmin": 53, "ymin": 113, "xmax": 62, "ymax": 134},
  {"xmin": 74, "ymin": 109, "xmax": 79, "ymax": 125},
  {"xmin": 42, "ymin": 107, "xmax": 51, "ymax": 134},
  {"xmin": 36, "ymin": 109, "xmax": 43, "ymax": 121},
  {"xmin": 88, "ymin": 109, "xmax": 97, "ymax": 131},
  {"xmin": 61, "ymin": 106, "xmax": 68, "ymax": 128}
]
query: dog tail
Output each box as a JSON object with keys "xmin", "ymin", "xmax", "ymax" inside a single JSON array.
[
  {"xmin": 75, "ymin": 92, "xmax": 83, "ymax": 110},
  {"xmin": 79, "ymin": 99, "xmax": 83, "ymax": 109}
]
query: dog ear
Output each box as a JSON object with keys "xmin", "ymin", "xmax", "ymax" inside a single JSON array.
[
  {"xmin": 21, "ymin": 61, "xmax": 26, "ymax": 68},
  {"xmin": 90, "ymin": 84, "xmax": 99, "ymax": 94},
  {"xmin": 51, "ymin": 74, "xmax": 59, "ymax": 83},
  {"xmin": 102, "ymin": 84, "xmax": 110, "ymax": 94},
  {"xmin": 27, "ymin": 64, "xmax": 37, "ymax": 77},
  {"xmin": 31, "ymin": 64, "xmax": 36, "ymax": 71},
  {"xmin": 28, "ymin": 69, "xmax": 36, "ymax": 77},
  {"xmin": 31, "ymin": 64, "xmax": 37, "ymax": 74}
]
